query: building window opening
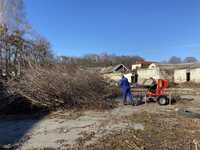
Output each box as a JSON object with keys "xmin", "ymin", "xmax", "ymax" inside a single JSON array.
[
  {"xmin": 131, "ymin": 73, "xmax": 138, "ymax": 83},
  {"xmin": 186, "ymin": 72, "xmax": 190, "ymax": 82}
]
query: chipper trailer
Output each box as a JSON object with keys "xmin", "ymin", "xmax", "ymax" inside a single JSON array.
[{"xmin": 132, "ymin": 78, "xmax": 175, "ymax": 105}]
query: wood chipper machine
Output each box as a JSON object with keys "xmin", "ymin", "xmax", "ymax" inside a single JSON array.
[{"xmin": 133, "ymin": 78, "xmax": 173, "ymax": 105}]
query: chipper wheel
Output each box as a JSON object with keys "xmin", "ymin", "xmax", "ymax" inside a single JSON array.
[{"xmin": 157, "ymin": 96, "xmax": 169, "ymax": 105}]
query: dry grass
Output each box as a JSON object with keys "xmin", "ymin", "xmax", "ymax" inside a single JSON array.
[{"xmin": 64, "ymin": 111, "xmax": 200, "ymax": 150}]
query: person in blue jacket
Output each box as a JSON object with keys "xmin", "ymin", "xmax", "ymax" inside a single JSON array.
[{"xmin": 119, "ymin": 75, "xmax": 133, "ymax": 105}]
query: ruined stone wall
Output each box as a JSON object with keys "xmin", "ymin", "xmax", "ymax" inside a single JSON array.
[
  {"xmin": 174, "ymin": 69, "xmax": 187, "ymax": 83},
  {"xmin": 174, "ymin": 68, "xmax": 200, "ymax": 83},
  {"xmin": 137, "ymin": 68, "xmax": 161, "ymax": 84},
  {"xmin": 190, "ymin": 68, "xmax": 200, "ymax": 83}
]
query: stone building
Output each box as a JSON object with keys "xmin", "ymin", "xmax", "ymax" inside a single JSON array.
[
  {"xmin": 101, "ymin": 64, "xmax": 131, "ymax": 82},
  {"xmin": 132, "ymin": 61, "xmax": 200, "ymax": 84},
  {"xmin": 174, "ymin": 63, "xmax": 200, "ymax": 83},
  {"xmin": 132, "ymin": 61, "xmax": 166, "ymax": 84},
  {"xmin": 101, "ymin": 61, "xmax": 200, "ymax": 84},
  {"xmin": 132, "ymin": 61, "xmax": 157, "ymax": 70}
]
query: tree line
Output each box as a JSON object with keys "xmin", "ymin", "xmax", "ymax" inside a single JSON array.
[
  {"xmin": 163, "ymin": 56, "xmax": 198, "ymax": 64},
  {"xmin": 57, "ymin": 54, "xmax": 199, "ymax": 68},
  {"xmin": 57, "ymin": 54, "xmax": 144, "ymax": 68}
]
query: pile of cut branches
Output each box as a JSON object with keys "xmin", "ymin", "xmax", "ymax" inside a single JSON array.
[
  {"xmin": 176, "ymin": 82, "xmax": 200, "ymax": 88},
  {"xmin": 5, "ymin": 65, "xmax": 118, "ymax": 112}
]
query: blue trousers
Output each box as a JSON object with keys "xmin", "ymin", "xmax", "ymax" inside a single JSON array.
[{"xmin": 122, "ymin": 88, "xmax": 133, "ymax": 104}]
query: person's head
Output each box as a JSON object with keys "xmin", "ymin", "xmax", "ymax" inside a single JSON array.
[
  {"xmin": 121, "ymin": 74, "xmax": 125, "ymax": 78},
  {"xmin": 150, "ymin": 77, "xmax": 156, "ymax": 83}
]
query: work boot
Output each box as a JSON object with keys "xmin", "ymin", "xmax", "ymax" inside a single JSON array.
[{"xmin": 123, "ymin": 100, "xmax": 127, "ymax": 105}]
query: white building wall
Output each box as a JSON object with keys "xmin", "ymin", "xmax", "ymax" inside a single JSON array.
[
  {"xmin": 148, "ymin": 63, "xmax": 157, "ymax": 69},
  {"xmin": 132, "ymin": 64, "xmax": 142, "ymax": 70},
  {"xmin": 137, "ymin": 68, "xmax": 161, "ymax": 84},
  {"xmin": 174, "ymin": 69, "xmax": 187, "ymax": 83},
  {"xmin": 190, "ymin": 68, "xmax": 200, "ymax": 83}
]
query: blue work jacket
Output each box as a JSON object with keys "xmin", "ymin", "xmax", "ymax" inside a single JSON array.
[{"xmin": 119, "ymin": 77, "xmax": 131, "ymax": 92}]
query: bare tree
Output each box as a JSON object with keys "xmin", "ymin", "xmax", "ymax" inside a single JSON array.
[
  {"xmin": 168, "ymin": 56, "xmax": 182, "ymax": 64},
  {"xmin": 32, "ymin": 37, "xmax": 53, "ymax": 64},
  {"xmin": 0, "ymin": 0, "xmax": 29, "ymax": 77},
  {"xmin": 0, "ymin": 0, "xmax": 29, "ymax": 31},
  {"xmin": 183, "ymin": 57, "xmax": 198, "ymax": 63}
]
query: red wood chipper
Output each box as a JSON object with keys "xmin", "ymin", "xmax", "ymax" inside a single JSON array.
[{"xmin": 133, "ymin": 78, "xmax": 172, "ymax": 105}]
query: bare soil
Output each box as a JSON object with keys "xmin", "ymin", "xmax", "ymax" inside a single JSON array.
[{"xmin": 1, "ymin": 96, "xmax": 200, "ymax": 150}]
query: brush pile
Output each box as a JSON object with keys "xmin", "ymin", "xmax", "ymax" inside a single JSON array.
[
  {"xmin": 0, "ymin": 65, "xmax": 119, "ymax": 114},
  {"xmin": 176, "ymin": 82, "xmax": 200, "ymax": 88}
]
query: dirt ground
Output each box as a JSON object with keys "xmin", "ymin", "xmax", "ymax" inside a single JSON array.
[{"xmin": 1, "ymin": 96, "xmax": 200, "ymax": 150}]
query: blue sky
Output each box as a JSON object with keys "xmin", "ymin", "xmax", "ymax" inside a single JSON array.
[{"xmin": 25, "ymin": 0, "xmax": 200, "ymax": 61}]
